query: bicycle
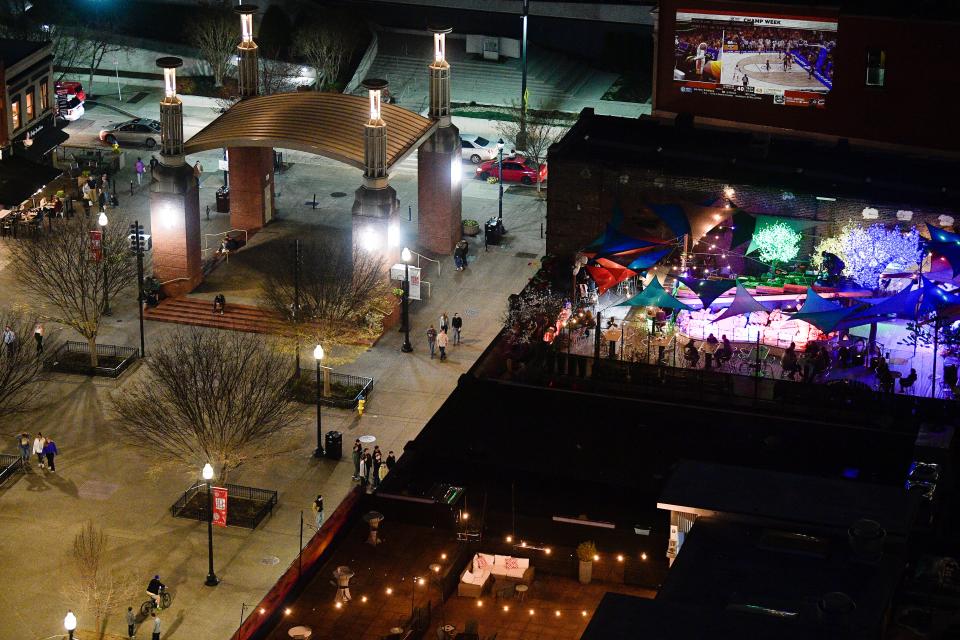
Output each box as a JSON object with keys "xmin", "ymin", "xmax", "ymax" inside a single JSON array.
[{"xmin": 140, "ymin": 589, "xmax": 172, "ymax": 616}]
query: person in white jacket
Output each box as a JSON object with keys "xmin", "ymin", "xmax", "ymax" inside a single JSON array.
[{"xmin": 32, "ymin": 432, "xmax": 46, "ymax": 468}]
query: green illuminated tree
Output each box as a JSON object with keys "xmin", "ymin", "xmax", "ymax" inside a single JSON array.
[{"xmin": 753, "ymin": 222, "xmax": 800, "ymax": 268}]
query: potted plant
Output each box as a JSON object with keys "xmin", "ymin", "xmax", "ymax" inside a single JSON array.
[
  {"xmin": 577, "ymin": 541, "xmax": 597, "ymax": 584},
  {"xmin": 462, "ymin": 219, "xmax": 480, "ymax": 236}
]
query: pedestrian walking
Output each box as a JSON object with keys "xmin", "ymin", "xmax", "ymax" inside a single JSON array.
[
  {"xmin": 363, "ymin": 449, "xmax": 372, "ymax": 488},
  {"xmin": 34, "ymin": 322, "xmax": 44, "ymax": 354},
  {"xmin": 454, "ymin": 239, "xmax": 469, "ymax": 271},
  {"xmin": 358, "ymin": 451, "xmax": 368, "ymax": 490},
  {"xmin": 312, "ymin": 494, "xmax": 324, "ymax": 529},
  {"xmin": 98, "ymin": 189, "xmax": 107, "ymax": 213},
  {"xmin": 386, "ymin": 450, "xmax": 396, "ymax": 471},
  {"xmin": 193, "ymin": 161, "xmax": 203, "ymax": 188},
  {"xmin": 135, "ymin": 157, "xmax": 146, "ymax": 186},
  {"xmin": 33, "ymin": 432, "xmax": 45, "ymax": 468},
  {"xmin": 151, "ymin": 612, "xmax": 161, "ymax": 640},
  {"xmin": 426, "ymin": 325, "xmax": 437, "ymax": 358},
  {"xmin": 126, "ymin": 606, "xmax": 137, "ymax": 639},
  {"xmin": 437, "ymin": 328, "xmax": 448, "ymax": 361},
  {"xmin": 17, "ymin": 433, "xmax": 30, "ymax": 463},
  {"xmin": 43, "ymin": 437, "xmax": 58, "ymax": 472},
  {"xmin": 351, "ymin": 439, "xmax": 362, "ymax": 480},
  {"xmin": 3, "ymin": 325, "xmax": 16, "ymax": 356},
  {"xmin": 451, "ymin": 313, "xmax": 463, "ymax": 345},
  {"xmin": 372, "ymin": 447, "xmax": 382, "ymax": 489},
  {"xmin": 439, "ymin": 313, "xmax": 449, "ymax": 334}
]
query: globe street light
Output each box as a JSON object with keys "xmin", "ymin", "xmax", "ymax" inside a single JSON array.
[
  {"xmin": 64, "ymin": 610, "xmax": 77, "ymax": 640},
  {"xmin": 496, "ymin": 138, "xmax": 505, "ymax": 223},
  {"xmin": 98, "ymin": 211, "xmax": 111, "ymax": 316},
  {"xmin": 313, "ymin": 344, "xmax": 325, "ymax": 458},
  {"xmin": 400, "ymin": 247, "xmax": 413, "ymax": 353},
  {"xmin": 202, "ymin": 462, "xmax": 219, "ymax": 587}
]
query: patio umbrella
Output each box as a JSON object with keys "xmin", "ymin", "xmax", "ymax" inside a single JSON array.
[
  {"xmin": 678, "ymin": 277, "xmax": 737, "ymax": 309},
  {"xmin": 712, "ymin": 282, "xmax": 768, "ymax": 322},
  {"xmin": 614, "ymin": 277, "xmax": 692, "ymax": 310}
]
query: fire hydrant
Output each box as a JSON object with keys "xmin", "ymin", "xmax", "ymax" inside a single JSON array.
[{"xmin": 357, "ymin": 398, "xmax": 365, "ymax": 417}]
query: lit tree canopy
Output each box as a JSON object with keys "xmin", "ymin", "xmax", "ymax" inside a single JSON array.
[
  {"xmin": 753, "ymin": 222, "xmax": 800, "ymax": 266},
  {"xmin": 814, "ymin": 223, "xmax": 922, "ymax": 288}
]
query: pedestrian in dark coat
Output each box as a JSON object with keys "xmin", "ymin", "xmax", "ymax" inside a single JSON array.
[
  {"xmin": 351, "ymin": 439, "xmax": 362, "ymax": 480},
  {"xmin": 43, "ymin": 437, "xmax": 58, "ymax": 472},
  {"xmin": 451, "ymin": 313, "xmax": 463, "ymax": 345}
]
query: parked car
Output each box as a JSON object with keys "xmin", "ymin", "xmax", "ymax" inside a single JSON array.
[
  {"xmin": 59, "ymin": 97, "xmax": 85, "ymax": 122},
  {"xmin": 460, "ymin": 134, "xmax": 499, "ymax": 164},
  {"xmin": 99, "ymin": 118, "xmax": 161, "ymax": 148},
  {"xmin": 55, "ymin": 81, "xmax": 85, "ymax": 122},
  {"xmin": 475, "ymin": 156, "xmax": 547, "ymax": 185}
]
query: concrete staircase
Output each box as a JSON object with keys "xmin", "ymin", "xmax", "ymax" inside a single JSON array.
[{"xmin": 144, "ymin": 297, "xmax": 288, "ymax": 335}]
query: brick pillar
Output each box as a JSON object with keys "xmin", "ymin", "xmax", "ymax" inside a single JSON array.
[
  {"xmin": 417, "ymin": 124, "xmax": 462, "ymax": 254},
  {"xmin": 150, "ymin": 162, "xmax": 202, "ymax": 296},
  {"xmin": 228, "ymin": 146, "xmax": 275, "ymax": 233}
]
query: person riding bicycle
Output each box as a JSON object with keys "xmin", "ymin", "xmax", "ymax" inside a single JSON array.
[{"xmin": 146, "ymin": 575, "xmax": 166, "ymax": 609}]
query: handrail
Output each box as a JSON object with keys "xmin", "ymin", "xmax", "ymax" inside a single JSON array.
[
  {"xmin": 203, "ymin": 228, "xmax": 248, "ymax": 263},
  {"xmin": 410, "ymin": 249, "xmax": 441, "ymax": 277},
  {"xmin": 158, "ymin": 277, "xmax": 190, "ymax": 287}
]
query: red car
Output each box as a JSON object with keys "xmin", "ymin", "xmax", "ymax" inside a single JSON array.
[{"xmin": 475, "ymin": 156, "xmax": 547, "ymax": 185}]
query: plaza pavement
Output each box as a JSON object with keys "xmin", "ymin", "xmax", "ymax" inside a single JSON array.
[{"xmin": 0, "ymin": 109, "xmax": 545, "ymax": 639}]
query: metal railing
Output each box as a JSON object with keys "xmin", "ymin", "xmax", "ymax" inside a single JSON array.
[
  {"xmin": 170, "ymin": 481, "xmax": 278, "ymax": 530},
  {"xmin": 202, "ymin": 228, "xmax": 248, "ymax": 261},
  {"xmin": 309, "ymin": 370, "xmax": 374, "ymax": 409},
  {"xmin": 49, "ymin": 341, "xmax": 139, "ymax": 378},
  {"xmin": 0, "ymin": 454, "xmax": 24, "ymax": 486}
]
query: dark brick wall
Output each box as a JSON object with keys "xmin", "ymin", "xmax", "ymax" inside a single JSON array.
[
  {"xmin": 150, "ymin": 162, "xmax": 202, "ymax": 296},
  {"xmin": 228, "ymin": 146, "xmax": 275, "ymax": 234},
  {"xmin": 417, "ymin": 125, "xmax": 463, "ymax": 255}
]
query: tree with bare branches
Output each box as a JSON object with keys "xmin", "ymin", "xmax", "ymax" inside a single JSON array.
[
  {"xmin": 259, "ymin": 47, "xmax": 301, "ymax": 95},
  {"xmin": 65, "ymin": 521, "xmax": 139, "ymax": 638},
  {"xmin": 9, "ymin": 217, "xmax": 135, "ymax": 367},
  {"xmin": 496, "ymin": 100, "xmax": 572, "ymax": 193},
  {"xmin": 0, "ymin": 310, "xmax": 55, "ymax": 417},
  {"xmin": 112, "ymin": 328, "xmax": 299, "ymax": 481},
  {"xmin": 293, "ymin": 18, "xmax": 359, "ymax": 91},
  {"xmin": 187, "ymin": 1, "xmax": 239, "ymax": 88}
]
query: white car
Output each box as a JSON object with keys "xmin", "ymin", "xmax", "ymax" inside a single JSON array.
[
  {"xmin": 59, "ymin": 98, "xmax": 85, "ymax": 122},
  {"xmin": 459, "ymin": 134, "xmax": 500, "ymax": 164}
]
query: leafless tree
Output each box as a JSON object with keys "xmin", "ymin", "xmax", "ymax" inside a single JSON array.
[
  {"xmin": 64, "ymin": 521, "xmax": 140, "ymax": 637},
  {"xmin": 502, "ymin": 288, "xmax": 566, "ymax": 345},
  {"xmin": 9, "ymin": 217, "xmax": 135, "ymax": 367},
  {"xmin": 187, "ymin": 1, "xmax": 239, "ymax": 88},
  {"xmin": 0, "ymin": 2, "xmax": 92, "ymax": 83},
  {"xmin": 496, "ymin": 100, "xmax": 571, "ymax": 193},
  {"xmin": 258, "ymin": 237, "xmax": 393, "ymax": 365},
  {"xmin": 0, "ymin": 310, "xmax": 55, "ymax": 417},
  {"xmin": 112, "ymin": 328, "xmax": 299, "ymax": 482},
  {"xmin": 259, "ymin": 47, "xmax": 300, "ymax": 95},
  {"xmin": 293, "ymin": 19, "xmax": 359, "ymax": 91}
]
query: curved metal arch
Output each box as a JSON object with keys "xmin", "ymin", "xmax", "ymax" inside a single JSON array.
[{"xmin": 183, "ymin": 92, "xmax": 437, "ymax": 170}]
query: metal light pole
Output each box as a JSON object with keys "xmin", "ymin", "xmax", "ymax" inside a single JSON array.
[
  {"xmin": 202, "ymin": 463, "xmax": 219, "ymax": 586},
  {"xmin": 518, "ymin": 0, "xmax": 530, "ymax": 150},
  {"xmin": 497, "ymin": 138, "xmax": 504, "ymax": 223},
  {"xmin": 401, "ymin": 247, "xmax": 413, "ymax": 353},
  {"xmin": 98, "ymin": 212, "xmax": 111, "ymax": 316},
  {"xmin": 313, "ymin": 344, "xmax": 325, "ymax": 457},
  {"xmin": 133, "ymin": 220, "xmax": 146, "ymax": 357},
  {"xmin": 293, "ymin": 239, "xmax": 301, "ymax": 377}
]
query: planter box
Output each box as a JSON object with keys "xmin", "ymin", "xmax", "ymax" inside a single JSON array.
[
  {"xmin": 288, "ymin": 370, "xmax": 374, "ymax": 409},
  {"xmin": 463, "ymin": 223, "xmax": 481, "ymax": 237}
]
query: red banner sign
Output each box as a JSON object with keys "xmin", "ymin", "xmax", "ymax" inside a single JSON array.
[
  {"xmin": 212, "ymin": 486, "xmax": 228, "ymax": 527},
  {"xmin": 89, "ymin": 230, "xmax": 102, "ymax": 263}
]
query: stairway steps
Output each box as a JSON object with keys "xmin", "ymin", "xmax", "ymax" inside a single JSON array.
[{"xmin": 144, "ymin": 297, "xmax": 292, "ymax": 335}]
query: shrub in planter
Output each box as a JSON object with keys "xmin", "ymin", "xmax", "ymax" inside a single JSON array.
[
  {"xmin": 576, "ymin": 541, "xmax": 597, "ymax": 585},
  {"xmin": 462, "ymin": 219, "xmax": 480, "ymax": 236}
]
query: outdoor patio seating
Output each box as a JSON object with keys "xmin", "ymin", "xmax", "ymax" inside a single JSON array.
[{"xmin": 458, "ymin": 553, "xmax": 534, "ymax": 598}]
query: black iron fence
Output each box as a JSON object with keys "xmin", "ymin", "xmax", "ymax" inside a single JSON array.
[
  {"xmin": 49, "ymin": 341, "xmax": 139, "ymax": 377},
  {"xmin": 0, "ymin": 454, "xmax": 23, "ymax": 486},
  {"xmin": 170, "ymin": 481, "xmax": 278, "ymax": 530},
  {"xmin": 290, "ymin": 370, "xmax": 374, "ymax": 409}
]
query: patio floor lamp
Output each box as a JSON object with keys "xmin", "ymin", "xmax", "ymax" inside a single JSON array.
[
  {"xmin": 313, "ymin": 344, "xmax": 325, "ymax": 457},
  {"xmin": 401, "ymin": 247, "xmax": 413, "ymax": 353},
  {"xmin": 203, "ymin": 463, "xmax": 219, "ymax": 586},
  {"xmin": 98, "ymin": 212, "xmax": 111, "ymax": 316},
  {"xmin": 64, "ymin": 610, "xmax": 76, "ymax": 640}
]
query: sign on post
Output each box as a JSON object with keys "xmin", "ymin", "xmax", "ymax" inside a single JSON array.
[
  {"xmin": 212, "ymin": 486, "xmax": 228, "ymax": 527},
  {"xmin": 390, "ymin": 264, "xmax": 422, "ymax": 301},
  {"xmin": 89, "ymin": 230, "xmax": 102, "ymax": 262}
]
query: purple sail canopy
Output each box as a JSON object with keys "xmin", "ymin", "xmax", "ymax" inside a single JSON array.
[{"xmin": 712, "ymin": 282, "xmax": 768, "ymax": 322}]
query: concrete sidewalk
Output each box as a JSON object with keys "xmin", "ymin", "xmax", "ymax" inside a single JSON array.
[{"xmin": 0, "ymin": 131, "xmax": 544, "ymax": 639}]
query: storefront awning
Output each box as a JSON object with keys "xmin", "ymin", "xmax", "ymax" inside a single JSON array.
[
  {"xmin": 0, "ymin": 157, "xmax": 63, "ymax": 209},
  {"xmin": 18, "ymin": 126, "xmax": 70, "ymax": 163}
]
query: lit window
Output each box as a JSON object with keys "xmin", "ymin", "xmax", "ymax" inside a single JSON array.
[
  {"xmin": 25, "ymin": 90, "xmax": 34, "ymax": 120},
  {"xmin": 11, "ymin": 97, "xmax": 20, "ymax": 130},
  {"xmin": 866, "ymin": 49, "xmax": 885, "ymax": 87},
  {"xmin": 40, "ymin": 80, "xmax": 49, "ymax": 111}
]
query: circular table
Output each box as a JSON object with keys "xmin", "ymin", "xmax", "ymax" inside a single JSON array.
[
  {"xmin": 288, "ymin": 626, "xmax": 312, "ymax": 639},
  {"xmin": 515, "ymin": 584, "xmax": 529, "ymax": 601},
  {"xmin": 359, "ymin": 435, "xmax": 376, "ymax": 444}
]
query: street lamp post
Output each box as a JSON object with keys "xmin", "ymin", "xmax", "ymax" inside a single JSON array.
[
  {"xmin": 313, "ymin": 344, "xmax": 325, "ymax": 458},
  {"xmin": 64, "ymin": 610, "xmax": 77, "ymax": 640},
  {"xmin": 400, "ymin": 247, "xmax": 413, "ymax": 353},
  {"xmin": 202, "ymin": 463, "xmax": 219, "ymax": 587},
  {"xmin": 98, "ymin": 212, "xmax": 111, "ymax": 316},
  {"xmin": 519, "ymin": 0, "xmax": 530, "ymax": 150},
  {"xmin": 497, "ymin": 139, "xmax": 505, "ymax": 223}
]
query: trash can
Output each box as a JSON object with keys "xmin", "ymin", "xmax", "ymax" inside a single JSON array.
[
  {"xmin": 485, "ymin": 219, "xmax": 502, "ymax": 246},
  {"xmin": 215, "ymin": 186, "xmax": 230, "ymax": 213},
  {"xmin": 324, "ymin": 430, "xmax": 342, "ymax": 460}
]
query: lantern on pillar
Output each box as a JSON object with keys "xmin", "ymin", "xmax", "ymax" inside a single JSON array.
[
  {"xmin": 427, "ymin": 25, "xmax": 453, "ymax": 124},
  {"xmin": 236, "ymin": 5, "xmax": 259, "ymax": 98},
  {"xmin": 361, "ymin": 78, "xmax": 389, "ymax": 187},
  {"xmin": 156, "ymin": 57, "xmax": 185, "ymax": 164}
]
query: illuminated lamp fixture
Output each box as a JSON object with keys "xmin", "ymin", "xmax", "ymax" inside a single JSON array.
[
  {"xmin": 431, "ymin": 25, "xmax": 450, "ymax": 64},
  {"xmin": 360, "ymin": 227, "xmax": 382, "ymax": 252},
  {"xmin": 896, "ymin": 210, "xmax": 913, "ymax": 221},
  {"xmin": 861, "ymin": 207, "xmax": 879, "ymax": 220},
  {"xmin": 238, "ymin": 5, "xmax": 255, "ymax": 43},
  {"xmin": 158, "ymin": 57, "xmax": 181, "ymax": 100},
  {"xmin": 723, "ymin": 186, "xmax": 736, "ymax": 199},
  {"xmin": 939, "ymin": 215, "xmax": 955, "ymax": 227},
  {"xmin": 365, "ymin": 78, "xmax": 387, "ymax": 124}
]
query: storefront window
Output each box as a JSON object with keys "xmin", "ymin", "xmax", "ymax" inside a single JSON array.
[
  {"xmin": 40, "ymin": 80, "xmax": 49, "ymax": 111},
  {"xmin": 25, "ymin": 90, "xmax": 34, "ymax": 121},
  {"xmin": 11, "ymin": 97, "xmax": 20, "ymax": 130},
  {"xmin": 866, "ymin": 49, "xmax": 886, "ymax": 87}
]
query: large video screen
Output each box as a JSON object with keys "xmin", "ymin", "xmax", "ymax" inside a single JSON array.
[{"xmin": 673, "ymin": 9, "xmax": 837, "ymax": 107}]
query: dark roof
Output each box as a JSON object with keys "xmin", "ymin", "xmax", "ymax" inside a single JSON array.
[
  {"xmin": 658, "ymin": 461, "xmax": 918, "ymax": 539},
  {"xmin": 0, "ymin": 38, "xmax": 48, "ymax": 68},
  {"xmin": 0, "ymin": 156, "xmax": 62, "ymax": 209},
  {"xmin": 550, "ymin": 110, "xmax": 959, "ymax": 210}
]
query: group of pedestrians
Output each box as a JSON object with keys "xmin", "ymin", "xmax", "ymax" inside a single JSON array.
[
  {"xmin": 426, "ymin": 312, "xmax": 463, "ymax": 360},
  {"xmin": 1, "ymin": 323, "xmax": 46, "ymax": 356},
  {"xmin": 351, "ymin": 440, "xmax": 396, "ymax": 492},
  {"xmin": 126, "ymin": 606, "xmax": 162, "ymax": 640},
  {"xmin": 17, "ymin": 432, "xmax": 59, "ymax": 472}
]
